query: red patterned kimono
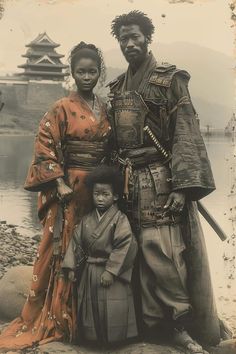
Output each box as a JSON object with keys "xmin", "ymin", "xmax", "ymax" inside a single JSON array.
[{"xmin": 0, "ymin": 92, "xmax": 110, "ymax": 350}]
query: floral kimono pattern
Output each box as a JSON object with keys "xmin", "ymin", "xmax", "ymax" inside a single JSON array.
[{"xmin": 0, "ymin": 92, "xmax": 111, "ymax": 350}]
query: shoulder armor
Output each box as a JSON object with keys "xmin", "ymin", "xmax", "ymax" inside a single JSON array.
[
  {"xmin": 149, "ymin": 64, "xmax": 190, "ymax": 88},
  {"xmin": 155, "ymin": 62, "xmax": 177, "ymax": 73},
  {"xmin": 106, "ymin": 73, "xmax": 125, "ymax": 89}
]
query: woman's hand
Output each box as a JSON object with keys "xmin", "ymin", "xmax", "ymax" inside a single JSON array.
[
  {"xmin": 164, "ymin": 191, "xmax": 186, "ymax": 214},
  {"xmin": 101, "ymin": 270, "xmax": 114, "ymax": 287},
  {"xmin": 56, "ymin": 177, "xmax": 73, "ymax": 202}
]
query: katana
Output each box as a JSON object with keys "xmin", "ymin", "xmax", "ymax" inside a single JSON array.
[{"xmin": 143, "ymin": 125, "xmax": 228, "ymax": 241}]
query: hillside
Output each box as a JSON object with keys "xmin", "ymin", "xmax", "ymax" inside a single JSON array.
[{"xmin": 103, "ymin": 42, "xmax": 235, "ymax": 129}]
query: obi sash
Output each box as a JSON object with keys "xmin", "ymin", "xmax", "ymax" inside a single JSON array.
[{"xmin": 64, "ymin": 140, "xmax": 108, "ymax": 170}]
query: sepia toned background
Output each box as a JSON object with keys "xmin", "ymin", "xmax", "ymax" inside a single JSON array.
[{"xmin": 0, "ymin": 0, "xmax": 235, "ymax": 332}]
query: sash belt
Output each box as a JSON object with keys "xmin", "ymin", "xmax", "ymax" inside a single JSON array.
[
  {"xmin": 86, "ymin": 256, "xmax": 108, "ymax": 265},
  {"xmin": 117, "ymin": 146, "xmax": 165, "ymax": 169},
  {"xmin": 64, "ymin": 140, "xmax": 108, "ymax": 169}
]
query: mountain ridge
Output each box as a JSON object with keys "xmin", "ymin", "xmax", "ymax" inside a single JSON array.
[{"xmin": 103, "ymin": 42, "xmax": 234, "ymax": 129}]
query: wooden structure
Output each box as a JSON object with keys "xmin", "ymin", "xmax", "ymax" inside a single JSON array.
[{"xmin": 18, "ymin": 32, "xmax": 69, "ymax": 81}]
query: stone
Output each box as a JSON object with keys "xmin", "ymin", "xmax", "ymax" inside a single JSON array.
[
  {"xmin": 0, "ymin": 265, "xmax": 33, "ymax": 321},
  {"xmin": 208, "ymin": 339, "xmax": 236, "ymax": 354},
  {"xmin": 38, "ymin": 342, "xmax": 80, "ymax": 354},
  {"xmin": 37, "ymin": 341, "xmax": 185, "ymax": 354},
  {"xmin": 32, "ymin": 234, "xmax": 42, "ymax": 242},
  {"xmin": 36, "ymin": 341, "xmax": 236, "ymax": 354}
]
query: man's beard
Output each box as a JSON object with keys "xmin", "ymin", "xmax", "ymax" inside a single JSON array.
[{"xmin": 123, "ymin": 41, "xmax": 149, "ymax": 65}]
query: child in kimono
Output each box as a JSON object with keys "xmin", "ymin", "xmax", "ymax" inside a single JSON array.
[{"xmin": 62, "ymin": 165, "xmax": 138, "ymax": 344}]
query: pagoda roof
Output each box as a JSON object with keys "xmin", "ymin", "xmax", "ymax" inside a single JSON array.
[
  {"xmin": 18, "ymin": 63, "xmax": 68, "ymax": 69},
  {"xmin": 18, "ymin": 54, "xmax": 69, "ymax": 69},
  {"xmin": 26, "ymin": 32, "xmax": 60, "ymax": 48},
  {"xmin": 22, "ymin": 50, "xmax": 64, "ymax": 59},
  {"xmin": 18, "ymin": 70, "xmax": 69, "ymax": 77}
]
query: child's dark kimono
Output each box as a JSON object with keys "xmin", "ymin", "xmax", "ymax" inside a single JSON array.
[{"xmin": 62, "ymin": 203, "xmax": 138, "ymax": 343}]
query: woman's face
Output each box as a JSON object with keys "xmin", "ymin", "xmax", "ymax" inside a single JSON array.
[{"xmin": 72, "ymin": 57, "xmax": 100, "ymax": 92}]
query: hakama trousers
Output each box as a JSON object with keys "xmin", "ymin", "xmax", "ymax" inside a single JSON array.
[{"xmin": 139, "ymin": 224, "xmax": 192, "ymax": 328}]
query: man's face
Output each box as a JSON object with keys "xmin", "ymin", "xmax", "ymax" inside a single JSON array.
[{"xmin": 118, "ymin": 24, "xmax": 148, "ymax": 65}]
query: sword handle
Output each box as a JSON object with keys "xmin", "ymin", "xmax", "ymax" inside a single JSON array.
[{"xmin": 143, "ymin": 126, "xmax": 170, "ymax": 159}]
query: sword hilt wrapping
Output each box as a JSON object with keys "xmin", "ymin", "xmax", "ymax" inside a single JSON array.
[{"xmin": 143, "ymin": 125, "xmax": 170, "ymax": 159}]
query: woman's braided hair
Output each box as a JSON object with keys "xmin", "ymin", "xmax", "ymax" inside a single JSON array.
[{"xmin": 69, "ymin": 41, "xmax": 106, "ymax": 87}]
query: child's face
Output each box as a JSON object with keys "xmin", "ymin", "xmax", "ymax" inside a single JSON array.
[{"xmin": 93, "ymin": 183, "xmax": 118, "ymax": 213}]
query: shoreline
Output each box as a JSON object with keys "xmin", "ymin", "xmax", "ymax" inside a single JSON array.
[
  {"xmin": 0, "ymin": 221, "xmax": 38, "ymax": 280},
  {"xmin": 0, "ymin": 130, "xmax": 34, "ymax": 136}
]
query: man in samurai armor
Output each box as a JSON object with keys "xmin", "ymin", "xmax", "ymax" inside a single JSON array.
[{"xmin": 107, "ymin": 10, "xmax": 229, "ymax": 354}]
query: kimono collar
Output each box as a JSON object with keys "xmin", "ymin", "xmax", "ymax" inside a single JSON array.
[
  {"xmin": 122, "ymin": 51, "xmax": 157, "ymax": 92},
  {"xmin": 95, "ymin": 203, "xmax": 119, "ymax": 221},
  {"xmin": 69, "ymin": 91, "xmax": 102, "ymax": 120}
]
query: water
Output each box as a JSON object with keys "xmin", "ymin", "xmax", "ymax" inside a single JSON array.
[
  {"xmin": 0, "ymin": 133, "xmax": 235, "ymax": 322},
  {"xmin": 0, "ymin": 135, "xmax": 39, "ymax": 235}
]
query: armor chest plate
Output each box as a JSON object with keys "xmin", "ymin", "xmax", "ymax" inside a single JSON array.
[{"xmin": 111, "ymin": 91, "xmax": 148, "ymax": 149}]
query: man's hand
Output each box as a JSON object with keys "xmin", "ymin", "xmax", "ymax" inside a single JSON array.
[
  {"xmin": 56, "ymin": 178, "xmax": 73, "ymax": 202},
  {"xmin": 164, "ymin": 191, "xmax": 186, "ymax": 214},
  {"xmin": 101, "ymin": 270, "xmax": 114, "ymax": 287},
  {"xmin": 68, "ymin": 270, "xmax": 76, "ymax": 282}
]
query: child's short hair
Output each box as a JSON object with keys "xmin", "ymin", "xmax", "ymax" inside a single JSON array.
[{"xmin": 85, "ymin": 165, "xmax": 124, "ymax": 198}]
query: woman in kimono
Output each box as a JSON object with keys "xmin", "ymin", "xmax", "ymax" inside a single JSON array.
[
  {"xmin": 62, "ymin": 165, "xmax": 138, "ymax": 344},
  {"xmin": 0, "ymin": 42, "xmax": 111, "ymax": 350}
]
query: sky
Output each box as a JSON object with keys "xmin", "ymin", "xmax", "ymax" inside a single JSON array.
[{"xmin": 0, "ymin": 0, "xmax": 234, "ymax": 73}]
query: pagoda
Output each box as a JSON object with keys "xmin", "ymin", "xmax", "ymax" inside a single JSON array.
[{"xmin": 18, "ymin": 32, "xmax": 69, "ymax": 81}]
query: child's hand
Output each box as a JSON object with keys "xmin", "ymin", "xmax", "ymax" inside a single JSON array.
[
  {"xmin": 68, "ymin": 270, "xmax": 76, "ymax": 282},
  {"xmin": 100, "ymin": 270, "xmax": 114, "ymax": 287}
]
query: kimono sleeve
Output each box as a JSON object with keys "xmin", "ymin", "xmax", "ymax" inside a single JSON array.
[
  {"xmin": 170, "ymin": 74, "xmax": 215, "ymax": 200},
  {"xmin": 24, "ymin": 101, "xmax": 67, "ymax": 192},
  {"xmin": 105, "ymin": 213, "xmax": 137, "ymax": 282},
  {"xmin": 61, "ymin": 221, "xmax": 83, "ymax": 270}
]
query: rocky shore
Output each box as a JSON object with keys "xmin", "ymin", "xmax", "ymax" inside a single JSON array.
[{"xmin": 0, "ymin": 221, "xmax": 38, "ymax": 280}]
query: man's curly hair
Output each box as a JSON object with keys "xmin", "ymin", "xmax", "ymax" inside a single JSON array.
[{"xmin": 111, "ymin": 10, "xmax": 155, "ymax": 42}]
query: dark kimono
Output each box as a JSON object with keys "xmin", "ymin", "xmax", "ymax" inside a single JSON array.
[
  {"xmin": 62, "ymin": 204, "xmax": 138, "ymax": 343},
  {"xmin": 108, "ymin": 52, "xmax": 222, "ymax": 346}
]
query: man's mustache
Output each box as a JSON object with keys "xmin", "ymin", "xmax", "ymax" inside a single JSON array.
[{"xmin": 125, "ymin": 48, "xmax": 140, "ymax": 54}]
